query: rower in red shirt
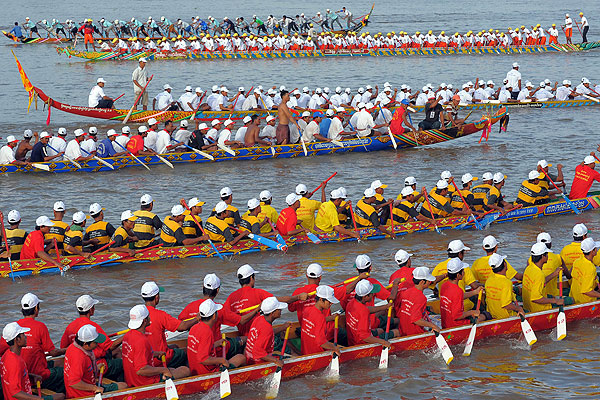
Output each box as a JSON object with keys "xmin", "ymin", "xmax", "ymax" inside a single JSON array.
[
  {"xmin": 1, "ymin": 322, "xmax": 64, "ymax": 400},
  {"xmin": 440, "ymin": 259, "xmax": 485, "ymax": 329},
  {"xmin": 569, "ymin": 154, "xmax": 600, "ymax": 200},
  {"xmin": 389, "ymin": 249, "xmax": 416, "ymax": 291},
  {"xmin": 64, "ymin": 325, "xmax": 127, "ymax": 399},
  {"xmin": 224, "ymin": 264, "xmax": 307, "ymax": 336},
  {"xmin": 343, "ymin": 254, "xmax": 399, "ymax": 330},
  {"xmin": 300, "ymin": 286, "xmax": 343, "ymax": 356},
  {"xmin": 122, "ymin": 305, "xmax": 189, "ymax": 388},
  {"xmin": 187, "ymin": 299, "xmax": 247, "ymax": 376},
  {"xmin": 345, "ymin": 280, "xmax": 398, "ymax": 347},
  {"xmin": 140, "ymin": 281, "xmax": 198, "ymax": 368},
  {"xmin": 276, "ymin": 193, "xmax": 309, "ymax": 236},
  {"xmin": 19, "ymin": 216, "xmax": 64, "ymax": 270},
  {"xmin": 60, "ymin": 295, "xmax": 122, "ymax": 381},
  {"xmin": 125, "ymin": 127, "xmax": 153, "ymax": 156},
  {"xmin": 179, "ymin": 274, "xmax": 257, "ymax": 359},
  {"xmin": 244, "ymin": 297, "xmax": 291, "ymax": 367},
  {"xmin": 17, "ymin": 293, "xmax": 66, "ymax": 393},
  {"xmin": 0, "ymin": 338, "xmax": 8, "ymax": 357},
  {"xmin": 398, "ymin": 267, "xmax": 441, "ymax": 336}
]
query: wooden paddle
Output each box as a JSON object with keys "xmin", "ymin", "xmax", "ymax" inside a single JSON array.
[
  {"xmin": 47, "ymin": 143, "xmax": 82, "ymax": 169},
  {"xmin": 556, "ymin": 270, "xmax": 566, "ymax": 340},
  {"xmin": 145, "ymin": 147, "xmax": 174, "ymax": 168},
  {"xmin": 36, "ymin": 381, "xmax": 42, "ymax": 398},
  {"xmin": 389, "ymin": 202, "xmax": 395, "ymax": 237},
  {"xmin": 463, "ymin": 289, "xmax": 483, "ymax": 356},
  {"xmin": 93, "ymin": 365, "xmax": 105, "ymax": 400},
  {"xmin": 543, "ymin": 171, "xmax": 580, "ymax": 214},
  {"xmin": 309, "ymin": 172, "xmax": 337, "ymax": 196},
  {"xmin": 161, "ymin": 355, "xmax": 179, "ymax": 400},
  {"xmin": 80, "ymin": 147, "xmax": 115, "ymax": 170},
  {"xmin": 179, "ymin": 198, "xmax": 224, "ymax": 260},
  {"xmin": 66, "ymin": 241, "xmax": 115, "ymax": 270},
  {"xmin": 348, "ymin": 202, "xmax": 362, "ymax": 242},
  {"xmin": 422, "ymin": 187, "xmax": 443, "ymax": 234},
  {"xmin": 378, "ymin": 301, "xmax": 392, "ymax": 369},
  {"xmin": 32, "ymin": 163, "xmax": 51, "ymax": 171},
  {"xmin": 519, "ymin": 313, "xmax": 537, "ymax": 346},
  {"xmin": 124, "ymin": 74, "xmax": 153, "ymax": 124},
  {"xmin": 450, "ymin": 180, "xmax": 483, "ymax": 230},
  {"xmin": 434, "ymin": 331, "xmax": 454, "ymax": 364},
  {"xmin": 220, "ymin": 334, "xmax": 231, "ymax": 398},
  {"xmin": 113, "ymin": 141, "xmax": 150, "ymax": 170},
  {"xmin": 170, "ymin": 138, "xmax": 214, "ymax": 160},
  {"xmin": 266, "ymin": 326, "xmax": 290, "ymax": 399},
  {"xmin": 231, "ymin": 227, "xmax": 287, "ymax": 252},
  {"xmin": 0, "ymin": 212, "xmax": 15, "ymax": 282}
]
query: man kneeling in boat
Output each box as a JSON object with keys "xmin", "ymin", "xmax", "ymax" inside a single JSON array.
[
  {"xmin": 205, "ymin": 201, "xmax": 248, "ymax": 245},
  {"xmin": 485, "ymin": 254, "xmax": 525, "ymax": 320},
  {"xmin": 122, "ymin": 305, "xmax": 189, "ymax": 388},
  {"xmin": 440, "ymin": 259, "xmax": 487, "ymax": 329},
  {"xmin": 300, "ymin": 285, "xmax": 343, "ymax": 356},
  {"xmin": 515, "ymin": 170, "xmax": 560, "ymax": 207},
  {"xmin": 354, "ymin": 188, "xmax": 395, "ymax": 238},
  {"xmin": 160, "ymin": 205, "xmax": 208, "ymax": 247},
  {"xmin": 569, "ymin": 238, "xmax": 600, "ymax": 304},
  {"xmin": 314, "ymin": 189, "xmax": 360, "ymax": 239},
  {"xmin": 188, "ymin": 299, "xmax": 247, "ymax": 376},
  {"xmin": 245, "ymin": 297, "xmax": 292, "ymax": 366}
]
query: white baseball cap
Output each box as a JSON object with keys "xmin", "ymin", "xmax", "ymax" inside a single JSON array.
[
  {"xmin": 224, "ymin": 119, "xmax": 234, "ymax": 126},
  {"xmin": 261, "ymin": 297, "xmax": 287, "ymax": 314},
  {"xmin": 355, "ymin": 279, "xmax": 379, "ymax": 296},
  {"xmin": 482, "ymin": 172, "xmax": 493, "ymax": 181},
  {"xmin": 325, "ymin": 109, "xmax": 335, "ymax": 117},
  {"xmin": 440, "ymin": 170, "xmax": 452, "ymax": 180},
  {"xmin": 243, "ymin": 116, "xmax": 252, "ymax": 124},
  {"xmin": 493, "ymin": 173, "xmax": 506, "ymax": 184},
  {"xmin": 7, "ymin": 210, "xmax": 21, "ymax": 223},
  {"xmin": 171, "ymin": 204, "xmax": 185, "ymax": 216},
  {"xmin": 88, "ymin": 127, "xmax": 98, "ymax": 135},
  {"xmin": 220, "ymin": 187, "xmax": 233, "ymax": 197},
  {"xmin": 163, "ymin": 84, "xmax": 172, "ymax": 90},
  {"xmin": 531, "ymin": 242, "xmax": 552, "ymax": 256},
  {"xmin": 355, "ymin": 254, "xmax": 372, "ymax": 270},
  {"xmin": 394, "ymin": 249, "xmax": 412, "ymax": 265},
  {"xmin": 128, "ymin": 305, "xmax": 149, "ymax": 329},
  {"xmin": 2, "ymin": 322, "xmax": 30, "ymax": 341},
  {"xmin": 76, "ymin": 295, "xmax": 99, "ymax": 312},
  {"xmin": 107, "ymin": 129, "xmax": 118, "ymax": 137},
  {"xmin": 266, "ymin": 115, "xmax": 276, "ymax": 123},
  {"xmin": 581, "ymin": 237, "xmax": 600, "ymax": 253},
  {"xmin": 140, "ymin": 281, "xmax": 164, "ymax": 297},
  {"xmin": 413, "ymin": 267, "xmax": 435, "ymax": 281},
  {"xmin": 140, "ymin": 193, "xmax": 153, "ymax": 205},
  {"xmin": 198, "ymin": 123, "xmax": 208, "ymax": 130},
  {"xmin": 97, "ymin": 78, "xmax": 106, "ymax": 84},
  {"xmin": 199, "ymin": 299, "xmax": 222, "ymax": 318},
  {"xmin": 573, "ymin": 223, "xmax": 588, "ymax": 237},
  {"xmin": 482, "ymin": 235, "xmax": 499, "ymax": 250},
  {"xmin": 138, "ymin": 126, "xmax": 148, "ymax": 133},
  {"xmin": 54, "ymin": 201, "xmax": 66, "ymax": 212},
  {"xmin": 512, "ymin": 62, "xmax": 519, "ymax": 68},
  {"xmin": 185, "ymin": 85, "xmax": 192, "ymax": 92},
  {"xmin": 488, "ymin": 253, "xmax": 507, "ymax": 268},
  {"xmin": 400, "ymin": 186, "xmax": 414, "ymax": 197},
  {"xmin": 237, "ymin": 264, "xmax": 259, "ymax": 279},
  {"xmin": 330, "ymin": 189, "xmax": 343, "ymax": 199},
  {"xmin": 584, "ymin": 155, "xmax": 597, "ymax": 165},
  {"xmin": 211, "ymin": 119, "xmax": 221, "ymax": 127},
  {"xmin": 537, "ymin": 232, "xmax": 552, "ymax": 244},
  {"xmin": 447, "ymin": 258, "xmax": 467, "ymax": 274},
  {"xmin": 306, "ymin": 263, "xmax": 323, "ymax": 278},
  {"xmin": 23, "ymin": 129, "xmax": 33, "ymax": 138},
  {"xmin": 121, "ymin": 210, "xmax": 136, "ymax": 222},
  {"xmin": 21, "ymin": 293, "xmax": 43, "ymax": 310},
  {"xmin": 528, "ymin": 170, "xmax": 543, "ymax": 180},
  {"xmin": 147, "ymin": 118, "xmax": 160, "ymax": 127},
  {"xmin": 39, "ymin": 132, "xmax": 50, "ymax": 139},
  {"xmin": 247, "ymin": 198, "xmax": 260, "ymax": 209},
  {"xmin": 301, "ymin": 111, "xmax": 311, "ymax": 117},
  {"xmin": 295, "ymin": 184, "xmax": 308, "ymax": 195},
  {"xmin": 405, "ymin": 176, "xmax": 417, "ymax": 186},
  {"xmin": 57, "ymin": 127, "xmax": 67, "ymax": 136},
  {"xmin": 74, "ymin": 129, "xmax": 85, "ymax": 137},
  {"xmin": 89, "ymin": 203, "xmax": 103, "ymax": 215},
  {"xmin": 316, "ymin": 285, "xmax": 339, "ymax": 304},
  {"xmin": 214, "ymin": 201, "xmax": 228, "ymax": 214},
  {"xmin": 189, "ymin": 197, "xmax": 205, "ymax": 208},
  {"xmin": 77, "ymin": 324, "xmax": 106, "ymax": 343},
  {"xmin": 195, "ymin": 87, "xmax": 203, "ymax": 94},
  {"xmin": 286, "ymin": 193, "xmax": 301, "ymax": 206},
  {"xmin": 364, "ymin": 188, "xmax": 376, "ymax": 198},
  {"xmin": 436, "ymin": 179, "xmax": 449, "ymax": 190},
  {"xmin": 461, "ymin": 173, "xmax": 478, "ymax": 185},
  {"xmin": 35, "ymin": 216, "xmax": 54, "ymax": 227},
  {"xmin": 370, "ymin": 180, "xmax": 388, "ymax": 190},
  {"xmin": 259, "ymin": 190, "xmax": 272, "ymax": 201},
  {"xmin": 203, "ymin": 273, "xmax": 221, "ymax": 289},
  {"xmin": 448, "ymin": 239, "xmax": 470, "ymax": 253},
  {"xmin": 180, "ymin": 120, "xmax": 189, "ymax": 128}
]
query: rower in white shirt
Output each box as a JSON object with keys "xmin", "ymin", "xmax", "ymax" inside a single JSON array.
[
  {"xmin": 517, "ymin": 82, "xmax": 536, "ymax": 101},
  {"xmin": 242, "ymin": 89, "xmax": 262, "ymax": 111},
  {"xmin": 534, "ymin": 82, "xmax": 555, "ymax": 101},
  {"xmin": 206, "ymin": 119, "xmax": 222, "ymax": 143},
  {"xmin": 235, "ymin": 116, "xmax": 252, "ymax": 142},
  {"xmin": 178, "ymin": 86, "xmax": 195, "ymax": 111},
  {"xmin": 213, "ymin": 87, "xmax": 233, "ymax": 111},
  {"xmin": 217, "ymin": 119, "xmax": 242, "ymax": 148},
  {"xmin": 498, "ymin": 85, "xmax": 513, "ymax": 102},
  {"xmin": 65, "ymin": 129, "xmax": 89, "ymax": 161},
  {"xmin": 415, "ymin": 87, "xmax": 429, "ymax": 106},
  {"xmin": 555, "ymin": 80, "xmax": 573, "ymax": 101},
  {"xmin": 484, "ymin": 81, "xmax": 496, "ymax": 98},
  {"xmin": 329, "ymin": 87, "xmax": 344, "ymax": 108},
  {"xmin": 260, "ymin": 116, "xmax": 277, "ymax": 144},
  {"xmin": 113, "ymin": 127, "xmax": 131, "ymax": 153},
  {"xmin": 155, "ymin": 121, "xmax": 175, "ymax": 154},
  {"xmin": 47, "ymin": 128, "xmax": 68, "ymax": 160},
  {"xmin": 153, "ymin": 84, "xmax": 177, "ymax": 111},
  {"xmin": 473, "ymin": 81, "xmax": 489, "ymax": 101},
  {"xmin": 457, "ymin": 84, "xmax": 474, "ymax": 103},
  {"xmin": 297, "ymin": 87, "xmax": 311, "ymax": 109},
  {"xmin": 575, "ymin": 77, "xmax": 599, "ymax": 99},
  {"xmin": 234, "ymin": 87, "xmax": 246, "ymax": 111},
  {"xmin": 341, "ymin": 88, "xmax": 352, "ymax": 106},
  {"xmin": 80, "ymin": 127, "xmax": 98, "ymax": 155},
  {"xmin": 173, "ymin": 121, "xmax": 192, "ymax": 145}
]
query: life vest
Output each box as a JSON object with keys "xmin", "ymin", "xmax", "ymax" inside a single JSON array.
[
  {"xmin": 133, "ymin": 210, "xmax": 159, "ymax": 248},
  {"xmin": 516, "ymin": 180, "xmax": 545, "ymax": 206},
  {"xmin": 472, "ymin": 184, "xmax": 500, "ymax": 211},
  {"xmin": 389, "ymin": 200, "xmax": 415, "ymax": 223},
  {"xmin": 5, "ymin": 228, "xmax": 27, "ymax": 259},
  {"xmin": 354, "ymin": 199, "xmax": 377, "ymax": 227},
  {"xmin": 64, "ymin": 229, "xmax": 84, "ymax": 255},
  {"xmin": 450, "ymin": 189, "xmax": 473, "ymax": 210},
  {"xmin": 421, "ymin": 191, "xmax": 451, "ymax": 218},
  {"xmin": 46, "ymin": 220, "xmax": 69, "ymax": 248},
  {"xmin": 182, "ymin": 214, "xmax": 202, "ymax": 238},
  {"xmin": 160, "ymin": 216, "xmax": 183, "ymax": 246},
  {"xmin": 86, "ymin": 220, "xmax": 111, "ymax": 246},
  {"xmin": 240, "ymin": 214, "xmax": 260, "ymax": 233},
  {"xmin": 204, "ymin": 216, "xmax": 230, "ymax": 242},
  {"xmin": 211, "ymin": 204, "xmax": 239, "ymax": 227}
]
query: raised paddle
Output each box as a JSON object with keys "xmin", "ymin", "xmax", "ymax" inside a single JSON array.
[
  {"xmin": 179, "ymin": 198, "xmax": 224, "ymax": 260},
  {"xmin": 378, "ymin": 301, "xmax": 393, "ymax": 369},
  {"xmin": 543, "ymin": 171, "xmax": 580, "ymax": 214},
  {"xmin": 47, "ymin": 143, "xmax": 82, "ymax": 169},
  {"xmin": 422, "ymin": 187, "xmax": 443, "ymax": 235},
  {"xmin": 113, "ymin": 141, "xmax": 150, "ymax": 171},
  {"xmin": 519, "ymin": 312, "xmax": 537, "ymax": 346},
  {"xmin": 463, "ymin": 289, "xmax": 483, "ymax": 356},
  {"xmin": 80, "ymin": 147, "xmax": 115, "ymax": 170},
  {"xmin": 220, "ymin": 333, "xmax": 231, "ymax": 398},
  {"xmin": 188, "ymin": 91, "xmax": 207, "ymax": 121},
  {"xmin": 378, "ymin": 104, "xmax": 398, "ymax": 149},
  {"xmin": 329, "ymin": 315, "xmax": 340, "ymax": 377},
  {"xmin": 161, "ymin": 355, "xmax": 179, "ymax": 400},
  {"xmin": 94, "ymin": 365, "xmax": 105, "ymax": 400},
  {"xmin": 434, "ymin": 331, "xmax": 454, "ymax": 365},
  {"xmin": 556, "ymin": 269, "xmax": 566, "ymax": 341},
  {"xmin": 231, "ymin": 227, "xmax": 287, "ymax": 252},
  {"xmin": 266, "ymin": 325, "xmax": 290, "ymax": 399},
  {"xmin": 450, "ymin": 179, "xmax": 483, "ymax": 230},
  {"xmin": 309, "ymin": 172, "xmax": 337, "ymax": 196},
  {"xmin": 170, "ymin": 138, "xmax": 214, "ymax": 160},
  {"xmin": 124, "ymin": 74, "xmax": 153, "ymax": 124},
  {"xmin": 53, "ymin": 238, "xmax": 64, "ymax": 276},
  {"xmin": 0, "ymin": 212, "xmax": 15, "ymax": 282},
  {"xmin": 66, "ymin": 241, "xmax": 115, "ymax": 270},
  {"xmin": 113, "ymin": 93, "xmax": 125, "ymax": 103}
]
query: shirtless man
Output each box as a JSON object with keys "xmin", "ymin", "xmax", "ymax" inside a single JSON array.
[
  {"xmin": 15, "ymin": 130, "xmax": 37, "ymax": 161},
  {"xmin": 276, "ymin": 90, "xmax": 299, "ymax": 145},
  {"xmin": 245, "ymin": 115, "xmax": 271, "ymax": 147}
]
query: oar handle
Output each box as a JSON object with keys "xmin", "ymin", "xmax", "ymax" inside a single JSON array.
[
  {"xmin": 542, "ymin": 171, "xmax": 561, "ymax": 192},
  {"xmin": 279, "ymin": 326, "xmax": 291, "ymax": 361},
  {"xmin": 334, "ymin": 315, "xmax": 339, "ymax": 346},
  {"xmin": 36, "ymin": 381, "xmax": 42, "ymax": 398},
  {"xmin": 422, "ymin": 187, "xmax": 440, "ymax": 229},
  {"xmin": 0, "ymin": 212, "xmax": 11, "ymax": 254},
  {"xmin": 53, "ymin": 238, "xmax": 63, "ymax": 274},
  {"xmin": 97, "ymin": 364, "xmax": 105, "ymax": 388},
  {"xmin": 308, "ymin": 172, "xmax": 337, "ymax": 196},
  {"xmin": 384, "ymin": 301, "xmax": 392, "ymax": 340},
  {"xmin": 559, "ymin": 269, "xmax": 563, "ymax": 297}
]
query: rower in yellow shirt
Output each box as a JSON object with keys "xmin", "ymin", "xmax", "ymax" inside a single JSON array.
[
  {"xmin": 257, "ymin": 190, "xmax": 278, "ymax": 234},
  {"xmin": 295, "ymin": 183, "xmax": 326, "ymax": 232},
  {"xmin": 532, "ymin": 232, "xmax": 569, "ymax": 296},
  {"xmin": 314, "ymin": 189, "xmax": 360, "ymax": 239},
  {"xmin": 241, "ymin": 198, "xmax": 275, "ymax": 236},
  {"xmin": 569, "ymin": 238, "xmax": 600, "ymax": 304},
  {"xmin": 471, "ymin": 235, "xmax": 522, "ymax": 284},
  {"xmin": 522, "ymin": 243, "xmax": 565, "ymax": 313},
  {"xmin": 560, "ymin": 223, "xmax": 600, "ymax": 272},
  {"xmin": 485, "ymin": 253, "xmax": 525, "ymax": 320}
]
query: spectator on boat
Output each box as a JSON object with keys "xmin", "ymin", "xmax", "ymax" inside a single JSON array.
[
  {"xmin": 88, "ymin": 78, "xmax": 114, "ymax": 109},
  {"xmin": 440, "ymin": 258, "xmax": 486, "ymax": 329},
  {"xmin": 418, "ymin": 94, "xmax": 444, "ymax": 130},
  {"xmin": 484, "ymin": 254, "xmax": 525, "ymax": 319},
  {"xmin": 569, "ymin": 238, "xmax": 600, "ymax": 304},
  {"xmin": 570, "ymin": 154, "xmax": 600, "ymax": 200}
]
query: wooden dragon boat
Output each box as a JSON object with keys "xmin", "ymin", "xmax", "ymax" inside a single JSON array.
[
  {"xmin": 30, "ymin": 85, "xmax": 596, "ymax": 126},
  {"xmin": 55, "ymin": 41, "xmax": 600, "ymax": 61},
  {"xmin": 69, "ymin": 298, "xmax": 600, "ymax": 400},
  {"xmin": 1, "ymin": 190, "xmax": 597, "ymax": 279},
  {"xmin": 0, "ymin": 108, "xmax": 507, "ymax": 175}
]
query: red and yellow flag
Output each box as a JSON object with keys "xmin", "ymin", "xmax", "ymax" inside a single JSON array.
[{"xmin": 12, "ymin": 50, "xmax": 35, "ymax": 112}]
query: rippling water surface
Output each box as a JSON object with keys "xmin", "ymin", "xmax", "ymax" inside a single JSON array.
[{"xmin": 1, "ymin": 0, "xmax": 600, "ymax": 398}]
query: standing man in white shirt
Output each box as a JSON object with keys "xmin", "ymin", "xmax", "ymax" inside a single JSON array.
[
  {"xmin": 88, "ymin": 78, "xmax": 114, "ymax": 108},
  {"xmin": 0, "ymin": 136, "xmax": 29, "ymax": 166},
  {"xmin": 132, "ymin": 58, "xmax": 151, "ymax": 111},
  {"xmin": 580, "ymin": 12, "xmax": 589, "ymax": 43},
  {"xmin": 564, "ymin": 14, "xmax": 573, "ymax": 44},
  {"xmin": 153, "ymin": 84, "xmax": 177, "ymax": 111},
  {"xmin": 505, "ymin": 62, "xmax": 522, "ymax": 100}
]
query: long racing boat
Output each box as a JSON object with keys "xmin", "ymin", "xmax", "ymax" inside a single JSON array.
[
  {"xmin": 55, "ymin": 41, "xmax": 600, "ymax": 61},
  {"xmin": 1, "ymin": 190, "xmax": 597, "ymax": 279},
  {"xmin": 0, "ymin": 108, "xmax": 508, "ymax": 175}
]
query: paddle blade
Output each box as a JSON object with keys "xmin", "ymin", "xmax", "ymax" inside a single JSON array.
[
  {"xmin": 265, "ymin": 368, "xmax": 282, "ymax": 399},
  {"xmin": 557, "ymin": 310, "xmax": 566, "ymax": 341},
  {"xmin": 329, "ymin": 354, "xmax": 339, "ymax": 376},
  {"xmin": 220, "ymin": 369, "xmax": 231, "ymax": 398},
  {"xmin": 195, "ymin": 149, "xmax": 214, "ymax": 160},
  {"xmin": 300, "ymin": 138, "xmax": 308, "ymax": 156},
  {"xmin": 435, "ymin": 332, "xmax": 454, "ymax": 365},
  {"xmin": 164, "ymin": 378, "xmax": 179, "ymax": 400},
  {"xmin": 306, "ymin": 232, "xmax": 321, "ymax": 244},
  {"xmin": 270, "ymin": 147, "xmax": 276, "ymax": 156},
  {"xmin": 520, "ymin": 317, "xmax": 537, "ymax": 346},
  {"xmin": 94, "ymin": 392, "xmax": 102, "ymax": 400},
  {"xmin": 32, "ymin": 163, "xmax": 50, "ymax": 171},
  {"xmin": 562, "ymin": 193, "xmax": 581, "ymax": 215},
  {"xmin": 387, "ymin": 128, "xmax": 397, "ymax": 149},
  {"xmin": 378, "ymin": 347, "xmax": 389, "ymax": 369},
  {"xmin": 463, "ymin": 323, "xmax": 477, "ymax": 356}
]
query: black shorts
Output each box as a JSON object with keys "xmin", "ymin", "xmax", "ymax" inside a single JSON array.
[{"xmin": 31, "ymin": 26, "xmax": 38, "ymax": 33}]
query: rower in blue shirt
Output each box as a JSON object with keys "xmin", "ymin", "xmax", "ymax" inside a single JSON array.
[
  {"xmin": 319, "ymin": 110, "xmax": 334, "ymax": 138},
  {"xmin": 23, "ymin": 17, "xmax": 40, "ymax": 38},
  {"xmin": 96, "ymin": 130, "xmax": 129, "ymax": 158},
  {"xmin": 9, "ymin": 22, "xmax": 24, "ymax": 39}
]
